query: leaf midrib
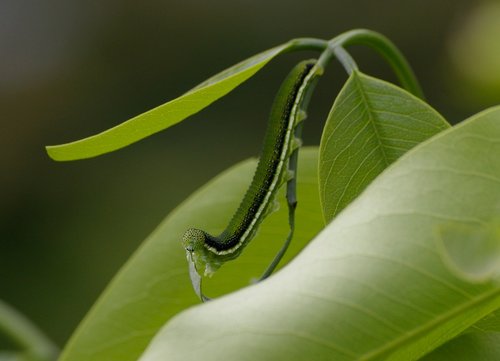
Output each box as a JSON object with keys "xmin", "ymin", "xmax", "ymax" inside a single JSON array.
[{"xmin": 352, "ymin": 72, "xmax": 391, "ymax": 167}]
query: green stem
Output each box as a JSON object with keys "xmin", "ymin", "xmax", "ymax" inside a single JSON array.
[
  {"xmin": 0, "ymin": 299, "xmax": 58, "ymax": 361},
  {"xmin": 286, "ymin": 37, "xmax": 329, "ymax": 53},
  {"xmin": 332, "ymin": 46, "xmax": 359, "ymax": 75},
  {"xmin": 330, "ymin": 29, "xmax": 424, "ymax": 99},
  {"xmin": 286, "ymin": 30, "xmax": 423, "ymax": 99}
]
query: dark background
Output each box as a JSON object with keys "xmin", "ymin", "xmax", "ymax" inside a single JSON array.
[{"xmin": 1, "ymin": 0, "xmax": 499, "ymax": 348}]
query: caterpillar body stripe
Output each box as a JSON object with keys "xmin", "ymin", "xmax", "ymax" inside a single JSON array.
[{"xmin": 183, "ymin": 60, "xmax": 317, "ymax": 292}]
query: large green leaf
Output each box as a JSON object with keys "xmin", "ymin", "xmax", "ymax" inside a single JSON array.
[
  {"xmin": 139, "ymin": 107, "xmax": 500, "ymax": 361},
  {"xmin": 46, "ymin": 43, "xmax": 294, "ymax": 161},
  {"xmin": 319, "ymin": 71, "xmax": 449, "ymax": 222},
  {"xmin": 57, "ymin": 149, "xmax": 323, "ymax": 361}
]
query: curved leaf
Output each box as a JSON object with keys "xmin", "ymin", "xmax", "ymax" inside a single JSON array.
[
  {"xmin": 139, "ymin": 107, "xmax": 500, "ymax": 361},
  {"xmin": 46, "ymin": 43, "xmax": 294, "ymax": 161},
  {"xmin": 319, "ymin": 71, "xmax": 449, "ymax": 223},
  {"xmin": 57, "ymin": 148, "xmax": 323, "ymax": 361}
]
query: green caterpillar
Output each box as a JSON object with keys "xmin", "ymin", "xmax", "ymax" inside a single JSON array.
[{"xmin": 183, "ymin": 59, "xmax": 318, "ymax": 301}]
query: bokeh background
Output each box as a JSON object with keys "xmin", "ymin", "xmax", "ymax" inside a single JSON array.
[{"xmin": 2, "ymin": 0, "xmax": 500, "ymax": 349}]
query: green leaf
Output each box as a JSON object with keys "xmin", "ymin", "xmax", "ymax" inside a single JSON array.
[
  {"xmin": 420, "ymin": 332, "xmax": 500, "ymax": 361},
  {"xmin": 57, "ymin": 148, "xmax": 324, "ymax": 361},
  {"xmin": 436, "ymin": 219, "xmax": 500, "ymax": 283},
  {"xmin": 46, "ymin": 43, "xmax": 293, "ymax": 161},
  {"xmin": 419, "ymin": 310, "xmax": 500, "ymax": 360},
  {"xmin": 468, "ymin": 309, "xmax": 500, "ymax": 333},
  {"xmin": 319, "ymin": 71, "xmax": 449, "ymax": 223},
  {"xmin": 139, "ymin": 107, "xmax": 500, "ymax": 361}
]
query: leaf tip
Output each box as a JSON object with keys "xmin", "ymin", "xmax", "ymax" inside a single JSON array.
[
  {"xmin": 45, "ymin": 144, "xmax": 63, "ymax": 161},
  {"xmin": 45, "ymin": 144, "xmax": 85, "ymax": 162}
]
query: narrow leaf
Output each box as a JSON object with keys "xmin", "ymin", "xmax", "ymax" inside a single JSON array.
[
  {"xmin": 57, "ymin": 149, "xmax": 323, "ymax": 361},
  {"xmin": 139, "ymin": 107, "xmax": 500, "ymax": 361},
  {"xmin": 319, "ymin": 71, "xmax": 449, "ymax": 223},
  {"xmin": 46, "ymin": 44, "xmax": 292, "ymax": 161}
]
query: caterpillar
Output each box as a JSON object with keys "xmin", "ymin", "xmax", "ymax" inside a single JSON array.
[{"xmin": 183, "ymin": 59, "xmax": 318, "ymax": 301}]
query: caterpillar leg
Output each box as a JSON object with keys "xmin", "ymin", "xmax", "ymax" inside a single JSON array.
[
  {"xmin": 187, "ymin": 251, "xmax": 211, "ymax": 302},
  {"xmin": 259, "ymin": 142, "xmax": 299, "ymax": 281}
]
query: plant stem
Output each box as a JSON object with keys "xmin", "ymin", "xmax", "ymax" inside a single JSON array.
[
  {"xmin": 330, "ymin": 29, "xmax": 425, "ymax": 99},
  {"xmin": 0, "ymin": 299, "xmax": 58, "ymax": 361},
  {"xmin": 331, "ymin": 46, "xmax": 359, "ymax": 75},
  {"xmin": 286, "ymin": 38, "xmax": 329, "ymax": 53},
  {"xmin": 286, "ymin": 30, "xmax": 423, "ymax": 99}
]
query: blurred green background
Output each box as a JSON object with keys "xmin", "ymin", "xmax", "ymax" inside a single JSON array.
[{"xmin": 1, "ymin": 0, "xmax": 500, "ymax": 349}]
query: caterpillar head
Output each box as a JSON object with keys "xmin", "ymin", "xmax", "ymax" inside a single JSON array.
[
  {"xmin": 182, "ymin": 228, "xmax": 220, "ymax": 276},
  {"xmin": 182, "ymin": 228, "xmax": 207, "ymax": 253}
]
